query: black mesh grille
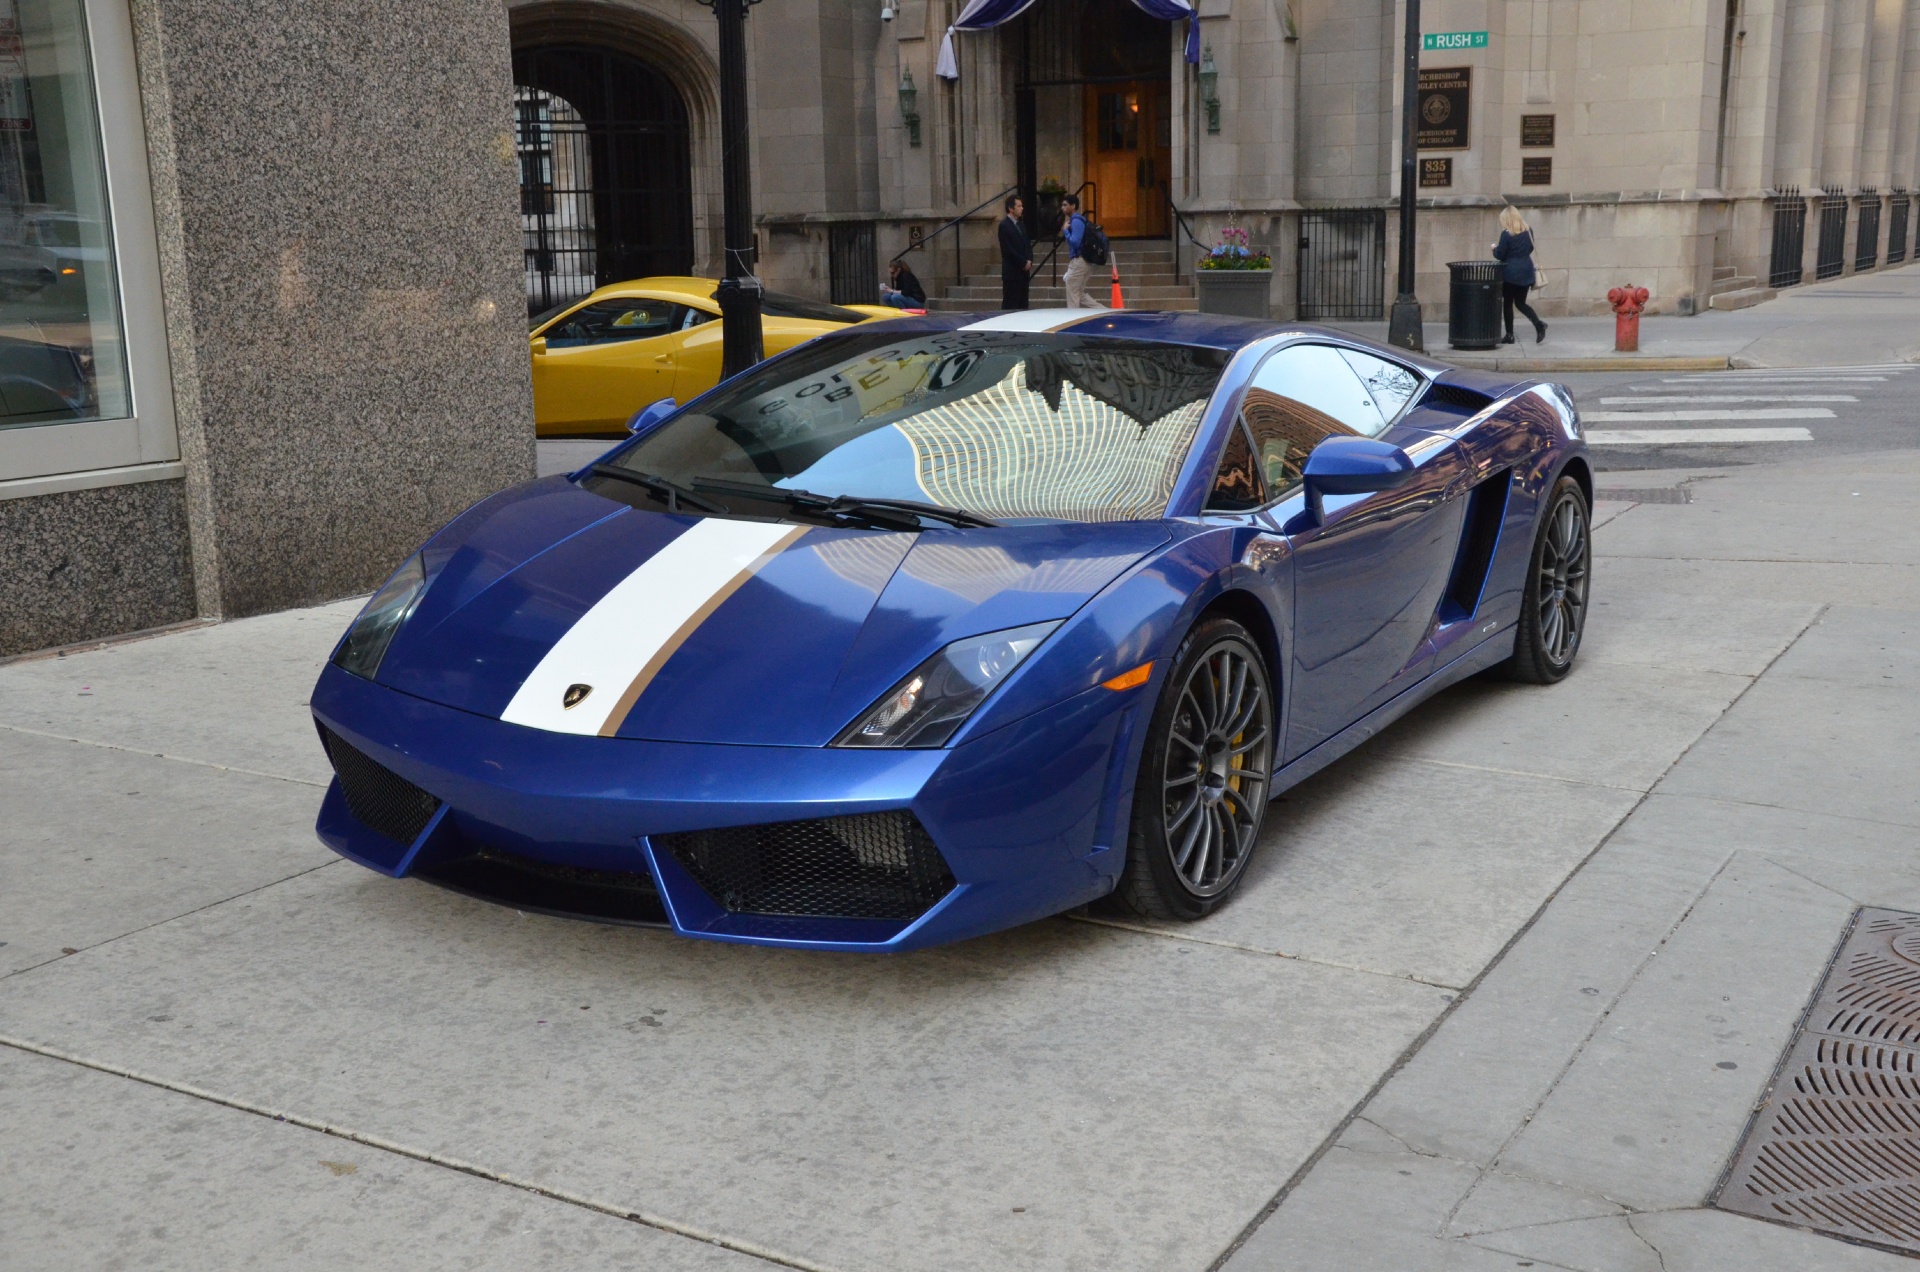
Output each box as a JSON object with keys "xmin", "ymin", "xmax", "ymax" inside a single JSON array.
[
  {"xmin": 1420, "ymin": 382, "xmax": 1495, "ymax": 414},
  {"xmin": 418, "ymin": 847, "xmax": 667, "ymax": 927},
  {"xmin": 318, "ymin": 725, "xmax": 441, "ymax": 847},
  {"xmin": 655, "ymin": 811, "xmax": 955, "ymax": 921}
]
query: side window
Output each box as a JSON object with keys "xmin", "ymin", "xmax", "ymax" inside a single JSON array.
[
  {"xmin": 1206, "ymin": 420, "xmax": 1265, "ymax": 512},
  {"xmin": 1237, "ymin": 344, "xmax": 1382, "ymax": 500},
  {"xmin": 1339, "ymin": 349, "xmax": 1423, "ymax": 423},
  {"xmin": 545, "ymin": 298, "xmax": 679, "ymax": 346},
  {"xmin": 679, "ymin": 306, "xmax": 717, "ymax": 331}
]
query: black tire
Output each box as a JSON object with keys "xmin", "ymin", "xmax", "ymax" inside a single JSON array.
[
  {"xmin": 1108, "ymin": 617, "xmax": 1275, "ymax": 921},
  {"xmin": 1503, "ymin": 475, "xmax": 1591, "ymax": 684}
]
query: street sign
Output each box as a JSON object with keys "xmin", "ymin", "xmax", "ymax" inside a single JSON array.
[{"xmin": 1423, "ymin": 31, "xmax": 1488, "ymax": 51}]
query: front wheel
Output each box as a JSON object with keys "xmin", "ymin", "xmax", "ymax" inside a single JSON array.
[
  {"xmin": 1108, "ymin": 617, "xmax": 1275, "ymax": 921},
  {"xmin": 1502, "ymin": 475, "xmax": 1591, "ymax": 683}
]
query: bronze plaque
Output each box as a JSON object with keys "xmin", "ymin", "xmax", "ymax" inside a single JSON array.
[
  {"xmin": 1419, "ymin": 157, "xmax": 1453, "ymax": 188},
  {"xmin": 1416, "ymin": 67, "xmax": 1471, "ymax": 150},
  {"xmin": 1521, "ymin": 156, "xmax": 1553, "ymax": 186},
  {"xmin": 1521, "ymin": 114, "xmax": 1555, "ymax": 148}
]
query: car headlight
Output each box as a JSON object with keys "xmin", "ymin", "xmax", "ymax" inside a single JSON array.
[
  {"xmin": 834, "ymin": 621, "xmax": 1060, "ymax": 749},
  {"xmin": 333, "ymin": 553, "xmax": 430, "ymax": 680}
]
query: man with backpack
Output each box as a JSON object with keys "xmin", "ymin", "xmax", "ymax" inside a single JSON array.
[{"xmin": 1061, "ymin": 193, "xmax": 1109, "ymax": 309}]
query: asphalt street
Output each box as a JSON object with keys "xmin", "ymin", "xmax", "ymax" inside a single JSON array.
[{"xmin": 1561, "ymin": 363, "xmax": 1920, "ymax": 472}]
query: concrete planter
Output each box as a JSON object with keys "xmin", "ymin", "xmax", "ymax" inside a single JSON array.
[{"xmin": 1195, "ymin": 268, "xmax": 1274, "ymax": 318}]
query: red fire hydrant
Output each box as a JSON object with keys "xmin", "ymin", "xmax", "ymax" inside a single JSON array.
[{"xmin": 1608, "ymin": 286, "xmax": 1651, "ymax": 353}]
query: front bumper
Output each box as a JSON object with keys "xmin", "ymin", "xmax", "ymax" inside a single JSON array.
[{"xmin": 310, "ymin": 664, "xmax": 1138, "ymax": 952}]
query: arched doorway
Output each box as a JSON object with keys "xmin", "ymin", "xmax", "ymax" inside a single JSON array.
[
  {"xmin": 514, "ymin": 45, "xmax": 695, "ymax": 315},
  {"xmin": 1079, "ymin": 0, "xmax": 1170, "ymax": 238}
]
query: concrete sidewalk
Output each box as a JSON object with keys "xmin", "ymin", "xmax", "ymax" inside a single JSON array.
[
  {"xmin": 2, "ymin": 453, "xmax": 1919, "ymax": 1269},
  {"xmin": 1333, "ymin": 260, "xmax": 1920, "ymax": 371}
]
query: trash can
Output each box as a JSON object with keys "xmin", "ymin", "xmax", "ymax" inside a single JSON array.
[{"xmin": 1447, "ymin": 261, "xmax": 1503, "ymax": 350}]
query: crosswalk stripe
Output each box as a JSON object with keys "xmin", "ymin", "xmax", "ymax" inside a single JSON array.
[
  {"xmin": 1583, "ymin": 408, "xmax": 1834, "ymax": 422},
  {"xmin": 1600, "ymin": 395, "xmax": 1856, "ymax": 404},
  {"xmin": 1586, "ymin": 428, "xmax": 1814, "ymax": 445},
  {"xmin": 1658, "ymin": 375, "xmax": 1888, "ymax": 384}
]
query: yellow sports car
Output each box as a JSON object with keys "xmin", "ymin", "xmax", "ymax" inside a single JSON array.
[{"xmin": 528, "ymin": 277, "xmax": 902, "ymax": 436}]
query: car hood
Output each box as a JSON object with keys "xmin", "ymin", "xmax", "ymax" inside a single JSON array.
[{"xmin": 376, "ymin": 483, "xmax": 1169, "ymax": 746}]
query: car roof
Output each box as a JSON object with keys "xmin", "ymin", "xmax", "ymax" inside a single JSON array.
[{"xmin": 579, "ymin": 276, "xmax": 721, "ymax": 306}]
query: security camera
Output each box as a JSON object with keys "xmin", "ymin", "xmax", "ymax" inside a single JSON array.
[{"xmin": 881, "ymin": 5, "xmax": 894, "ymax": 18}]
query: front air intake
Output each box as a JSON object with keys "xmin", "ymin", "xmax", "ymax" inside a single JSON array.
[
  {"xmin": 655, "ymin": 811, "xmax": 956, "ymax": 921},
  {"xmin": 317, "ymin": 724, "xmax": 441, "ymax": 847}
]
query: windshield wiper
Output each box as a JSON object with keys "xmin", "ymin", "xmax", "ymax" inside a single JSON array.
[
  {"xmin": 589, "ymin": 464, "xmax": 729, "ymax": 515},
  {"xmin": 691, "ymin": 477, "xmax": 999, "ymax": 530}
]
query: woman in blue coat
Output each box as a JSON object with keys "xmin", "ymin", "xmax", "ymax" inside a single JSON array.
[{"xmin": 1493, "ymin": 206, "xmax": 1548, "ymax": 344}]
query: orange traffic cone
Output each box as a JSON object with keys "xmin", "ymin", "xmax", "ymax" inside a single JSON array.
[{"xmin": 1109, "ymin": 265, "xmax": 1125, "ymax": 310}]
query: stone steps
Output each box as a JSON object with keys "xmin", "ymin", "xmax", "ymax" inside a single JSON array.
[
  {"xmin": 924, "ymin": 239, "xmax": 1194, "ymax": 312},
  {"xmin": 1709, "ymin": 272, "xmax": 1759, "ymax": 296},
  {"xmin": 1707, "ymin": 285, "xmax": 1777, "ymax": 311}
]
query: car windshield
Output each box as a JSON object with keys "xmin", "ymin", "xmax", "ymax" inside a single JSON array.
[{"xmin": 597, "ymin": 330, "xmax": 1229, "ymax": 523}]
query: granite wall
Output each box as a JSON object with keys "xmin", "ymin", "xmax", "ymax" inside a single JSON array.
[
  {"xmin": 0, "ymin": 480, "xmax": 196, "ymax": 656},
  {"xmin": 129, "ymin": 0, "xmax": 535, "ymax": 620}
]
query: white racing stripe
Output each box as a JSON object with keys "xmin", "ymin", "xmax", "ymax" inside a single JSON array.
[
  {"xmin": 501, "ymin": 518, "xmax": 808, "ymax": 737},
  {"xmin": 1599, "ymin": 395, "xmax": 1856, "ymax": 404},
  {"xmin": 960, "ymin": 310, "xmax": 1103, "ymax": 333},
  {"xmin": 1582, "ymin": 408, "xmax": 1833, "ymax": 422},
  {"xmin": 1586, "ymin": 427, "xmax": 1813, "ymax": 446}
]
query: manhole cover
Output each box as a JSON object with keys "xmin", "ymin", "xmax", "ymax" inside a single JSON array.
[{"xmin": 1717, "ymin": 908, "xmax": 1920, "ymax": 1253}]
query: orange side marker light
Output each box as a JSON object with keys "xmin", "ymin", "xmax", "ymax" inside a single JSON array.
[{"xmin": 1101, "ymin": 662, "xmax": 1153, "ymax": 691}]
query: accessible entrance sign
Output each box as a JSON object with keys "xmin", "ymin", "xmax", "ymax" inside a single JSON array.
[{"xmin": 1423, "ymin": 31, "xmax": 1488, "ymax": 51}]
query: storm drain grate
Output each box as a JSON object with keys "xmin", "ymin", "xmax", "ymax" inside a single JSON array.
[{"xmin": 1717, "ymin": 908, "xmax": 1920, "ymax": 1254}]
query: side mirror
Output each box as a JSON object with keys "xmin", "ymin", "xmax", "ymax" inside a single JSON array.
[
  {"xmin": 1302, "ymin": 435, "xmax": 1415, "ymax": 524},
  {"xmin": 530, "ymin": 336, "xmax": 548, "ymax": 356},
  {"xmin": 627, "ymin": 396, "xmax": 679, "ymax": 435}
]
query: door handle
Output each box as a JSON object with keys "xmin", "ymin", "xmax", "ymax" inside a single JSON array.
[{"xmin": 655, "ymin": 354, "xmax": 671, "ymax": 364}]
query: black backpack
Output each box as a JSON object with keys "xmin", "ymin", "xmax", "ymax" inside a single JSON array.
[{"xmin": 1080, "ymin": 220, "xmax": 1110, "ymax": 267}]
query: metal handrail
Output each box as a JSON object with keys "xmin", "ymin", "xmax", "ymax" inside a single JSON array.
[
  {"xmin": 895, "ymin": 183, "xmax": 1021, "ymax": 287},
  {"xmin": 1165, "ymin": 183, "xmax": 1209, "ymax": 285}
]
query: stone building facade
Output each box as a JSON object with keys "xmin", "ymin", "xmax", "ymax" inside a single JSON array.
[{"xmin": 7, "ymin": 0, "xmax": 1920, "ymax": 656}]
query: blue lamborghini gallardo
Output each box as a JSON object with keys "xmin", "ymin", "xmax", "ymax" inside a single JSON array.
[{"xmin": 312, "ymin": 309, "xmax": 1591, "ymax": 951}]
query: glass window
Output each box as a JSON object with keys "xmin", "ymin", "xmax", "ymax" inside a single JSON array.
[
  {"xmin": 1205, "ymin": 421, "xmax": 1263, "ymax": 512},
  {"xmin": 542, "ymin": 297, "xmax": 679, "ymax": 346},
  {"xmin": 678, "ymin": 305, "xmax": 715, "ymax": 331},
  {"xmin": 0, "ymin": 0, "xmax": 128, "ymax": 431},
  {"xmin": 595, "ymin": 330, "xmax": 1229, "ymax": 523},
  {"xmin": 1239, "ymin": 344, "xmax": 1386, "ymax": 500},
  {"xmin": 1339, "ymin": 348, "xmax": 1423, "ymax": 423}
]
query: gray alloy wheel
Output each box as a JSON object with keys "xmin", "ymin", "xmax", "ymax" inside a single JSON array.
[
  {"xmin": 1108, "ymin": 617, "xmax": 1274, "ymax": 921},
  {"xmin": 1504, "ymin": 475, "xmax": 1591, "ymax": 684}
]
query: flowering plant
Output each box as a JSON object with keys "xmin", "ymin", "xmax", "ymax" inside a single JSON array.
[
  {"xmin": 1197, "ymin": 223, "xmax": 1271, "ymax": 270},
  {"xmin": 1038, "ymin": 175, "xmax": 1066, "ymax": 196}
]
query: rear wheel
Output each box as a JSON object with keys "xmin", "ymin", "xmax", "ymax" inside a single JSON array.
[
  {"xmin": 1109, "ymin": 618, "xmax": 1274, "ymax": 921},
  {"xmin": 1503, "ymin": 475, "xmax": 1591, "ymax": 684}
]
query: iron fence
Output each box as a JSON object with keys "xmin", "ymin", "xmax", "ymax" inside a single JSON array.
[
  {"xmin": 1856, "ymin": 190, "xmax": 1881, "ymax": 273},
  {"xmin": 1297, "ymin": 208, "xmax": 1386, "ymax": 321},
  {"xmin": 828, "ymin": 222, "xmax": 878, "ymax": 306},
  {"xmin": 1891, "ymin": 194, "xmax": 1911, "ymax": 266},
  {"xmin": 1816, "ymin": 187, "xmax": 1849, "ymax": 281},
  {"xmin": 1768, "ymin": 189, "xmax": 1807, "ymax": 289}
]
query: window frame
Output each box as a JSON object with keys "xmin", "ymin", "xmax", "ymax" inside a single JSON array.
[
  {"xmin": 1198, "ymin": 337, "xmax": 1432, "ymax": 518},
  {"xmin": 0, "ymin": 0, "xmax": 182, "ymax": 499}
]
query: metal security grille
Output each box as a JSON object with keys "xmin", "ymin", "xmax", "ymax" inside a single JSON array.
[
  {"xmin": 655, "ymin": 811, "xmax": 956, "ymax": 920},
  {"xmin": 1889, "ymin": 195, "xmax": 1910, "ymax": 266},
  {"xmin": 1856, "ymin": 191, "xmax": 1881, "ymax": 273},
  {"xmin": 515, "ymin": 46, "xmax": 694, "ymax": 317},
  {"xmin": 1817, "ymin": 188, "xmax": 1850, "ymax": 281},
  {"xmin": 1298, "ymin": 209, "xmax": 1387, "ymax": 321},
  {"xmin": 318, "ymin": 725, "xmax": 441, "ymax": 847},
  {"xmin": 1717, "ymin": 908, "xmax": 1920, "ymax": 1256},
  {"xmin": 828, "ymin": 221, "xmax": 877, "ymax": 306},
  {"xmin": 1769, "ymin": 189, "xmax": 1808, "ymax": 288}
]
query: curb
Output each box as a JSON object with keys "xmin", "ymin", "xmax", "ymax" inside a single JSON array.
[{"xmin": 1436, "ymin": 354, "xmax": 1732, "ymax": 373}]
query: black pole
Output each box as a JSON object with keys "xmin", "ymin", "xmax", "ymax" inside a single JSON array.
[
  {"xmin": 713, "ymin": 0, "xmax": 763, "ymax": 378},
  {"xmin": 1386, "ymin": 0, "xmax": 1424, "ymax": 352}
]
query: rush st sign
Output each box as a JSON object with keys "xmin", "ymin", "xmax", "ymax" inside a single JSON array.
[{"xmin": 1423, "ymin": 31, "xmax": 1488, "ymax": 51}]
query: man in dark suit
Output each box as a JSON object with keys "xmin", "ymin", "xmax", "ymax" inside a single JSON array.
[{"xmin": 999, "ymin": 195, "xmax": 1033, "ymax": 310}]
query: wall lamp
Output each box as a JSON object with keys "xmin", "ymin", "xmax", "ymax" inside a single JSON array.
[
  {"xmin": 1199, "ymin": 47, "xmax": 1220, "ymax": 134},
  {"xmin": 899, "ymin": 68, "xmax": 921, "ymax": 147}
]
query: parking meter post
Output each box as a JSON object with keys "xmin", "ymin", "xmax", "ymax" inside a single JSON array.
[
  {"xmin": 711, "ymin": 0, "xmax": 763, "ymax": 378},
  {"xmin": 1386, "ymin": 0, "xmax": 1424, "ymax": 353}
]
